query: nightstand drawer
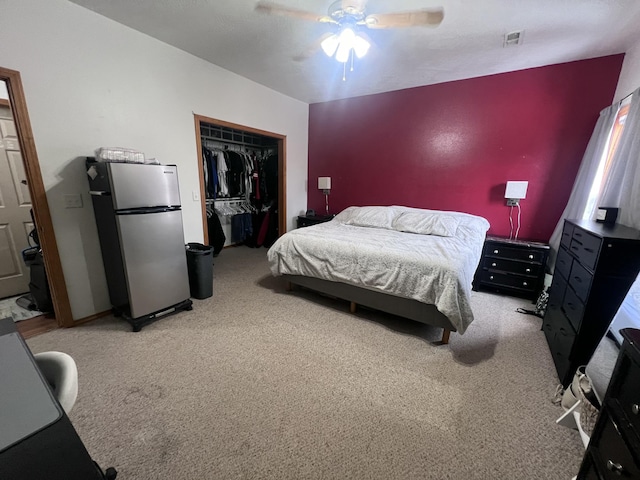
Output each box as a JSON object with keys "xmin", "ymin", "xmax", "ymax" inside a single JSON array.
[
  {"xmin": 478, "ymin": 271, "xmax": 535, "ymax": 291},
  {"xmin": 481, "ymin": 257, "xmax": 541, "ymax": 276},
  {"xmin": 570, "ymin": 228, "xmax": 602, "ymax": 271},
  {"xmin": 569, "ymin": 260, "xmax": 593, "ymax": 303},
  {"xmin": 485, "ymin": 244, "xmax": 546, "ymax": 263},
  {"xmin": 613, "ymin": 355, "xmax": 640, "ymax": 435},
  {"xmin": 595, "ymin": 414, "xmax": 640, "ymax": 480}
]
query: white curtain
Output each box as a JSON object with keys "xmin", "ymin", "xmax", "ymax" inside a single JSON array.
[
  {"xmin": 599, "ymin": 87, "xmax": 640, "ymax": 230},
  {"xmin": 548, "ymin": 104, "xmax": 619, "ymax": 271}
]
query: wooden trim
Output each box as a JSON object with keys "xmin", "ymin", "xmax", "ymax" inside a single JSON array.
[
  {"xmin": 0, "ymin": 67, "xmax": 74, "ymax": 328},
  {"xmin": 0, "ymin": 98, "xmax": 10, "ymax": 107},
  {"xmin": 16, "ymin": 315, "xmax": 58, "ymax": 339},
  {"xmin": 193, "ymin": 115, "xmax": 209, "ymax": 245},
  {"xmin": 193, "ymin": 113, "xmax": 288, "ymax": 243},
  {"xmin": 72, "ymin": 309, "xmax": 111, "ymax": 326}
]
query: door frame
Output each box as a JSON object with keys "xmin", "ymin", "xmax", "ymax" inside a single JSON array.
[
  {"xmin": 193, "ymin": 114, "xmax": 287, "ymax": 245},
  {"xmin": 0, "ymin": 67, "xmax": 73, "ymax": 327}
]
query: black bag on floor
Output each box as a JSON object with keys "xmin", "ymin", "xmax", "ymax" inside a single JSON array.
[{"xmin": 29, "ymin": 250, "xmax": 53, "ymax": 313}]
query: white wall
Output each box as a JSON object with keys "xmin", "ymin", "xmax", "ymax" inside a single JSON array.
[
  {"xmin": 0, "ymin": 81, "xmax": 7, "ymax": 100},
  {"xmin": 0, "ymin": 0, "xmax": 309, "ymax": 320},
  {"xmin": 615, "ymin": 40, "xmax": 640, "ymax": 101}
]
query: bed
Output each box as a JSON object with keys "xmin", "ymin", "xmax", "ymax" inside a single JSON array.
[{"xmin": 267, "ymin": 206, "xmax": 490, "ymax": 344}]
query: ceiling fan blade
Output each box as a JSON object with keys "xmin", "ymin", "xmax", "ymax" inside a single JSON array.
[
  {"xmin": 255, "ymin": 1, "xmax": 335, "ymax": 23},
  {"xmin": 364, "ymin": 8, "xmax": 444, "ymax": 29}
]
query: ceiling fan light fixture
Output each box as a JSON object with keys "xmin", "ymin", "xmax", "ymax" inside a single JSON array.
[
  {"xmin": 335, "ymin": 29, "xmax": 355, "ymax": 62},
  {"xmin": 321, "ymin": 34, "xmax": 340, "ymax": 57},
  {"xmin": 353, "ymin": 34, "xmax": 370, "ymax": 58}
]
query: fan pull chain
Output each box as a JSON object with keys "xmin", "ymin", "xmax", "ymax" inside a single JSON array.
[
  {"xmin": 350, "ymin": 49, "xmax": 354, "ymax": 72},
  {"xmin": 343, "ymin": 62, "xmax": 346, "ymax": 81}
]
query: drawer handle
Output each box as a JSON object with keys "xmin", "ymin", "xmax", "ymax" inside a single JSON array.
[
  {"xmin": 491, "ymin": 262, "xmax": 497, "ymax": 267},
  {"xmin": 528, "ymin": 254, "xmax": 534, "ymax": 259},
  {"xmin": 584, "ymin": 247, "xmax": 594, "ymax": 253},
  {"xmin": 574, "ymin": 232, "xmax": 583, "ymax": 237},
  {"xmin": 632, "ymin": 404, "xmax": 639, "ymax": 415},
  {"xmin": 489, "ymin": 275, "xmax": 494, "ymax": 280},
  {"xmin": 525, "ymin": 268, "xmax": 531, "ymax": 273},
  {"xmin": 559, "ymin": 328, "xmax": 566, "ymax": 335},
  {"xmin": 606, "ymin": 460, "xmax": 624, "ymax": 474},
  {"xmin": 573, "ymin": 276, "xmax": 582, "ymax": 283},
  {"xmin": 571, "ymin": 246, "xmax": 580, "ymax": 251},
  {"xmin": 523, "ymin": 282, "xmax": 528, "ymax": 286},
  {"xmin": 493, "ymin": 249, "xmax": 499, "ymax": 254},
  {"xmin": 567, "ymin": 302, "xmax": 574, "ymax": 310}
]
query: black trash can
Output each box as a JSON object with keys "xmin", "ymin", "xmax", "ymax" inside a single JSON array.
[{"xmin": 185, "ymin": 243, "xmax": 214, "ymax": 299}]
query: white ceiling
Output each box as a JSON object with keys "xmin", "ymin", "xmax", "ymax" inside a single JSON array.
[{"xmin": 69, "ymin": 0, "xmax": 640, "ymax": 104}]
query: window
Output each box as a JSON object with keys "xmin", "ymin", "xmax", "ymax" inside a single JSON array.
[{"xmin": 582, "ymin": 99, "xmax": 631, "ymax": 220}]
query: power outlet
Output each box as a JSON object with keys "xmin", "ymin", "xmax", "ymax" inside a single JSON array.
[
  {"xmin": 506, "ymin": 198, "xmax": 520, "ymax": 207},
  {"xmin": 64, "ymin": 194, "xmax": 83, "ymax": 208}
]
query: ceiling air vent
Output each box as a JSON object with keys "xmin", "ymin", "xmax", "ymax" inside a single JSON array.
[{"xmin": 504, "ymin": 30, "xmax": 524, "ymax": 47}]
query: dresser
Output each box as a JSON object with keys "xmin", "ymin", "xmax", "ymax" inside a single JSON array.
[
  {"xmin": 297, "ymin": 214, "xmax": 335, "ymax": 228},
  {"xmin": 577, "ymin": 328, "xmax": 640, "ymax": 479},
  {"xmin": 543, "ymin": 219, "xmax": 640, "ymax": 386},
  {"xmin": 473, "ymin": 236, "xmax": 549, "ymax": 300}
]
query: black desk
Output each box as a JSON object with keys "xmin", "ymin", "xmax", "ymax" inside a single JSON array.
[{"xmin": 0, "ymin": 318, "xmax": 105, "ymax": 479}]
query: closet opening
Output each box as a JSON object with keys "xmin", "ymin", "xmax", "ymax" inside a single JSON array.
[{"xmin": 193, "ymin": 115, "xmax": 286, "ymax": 253}]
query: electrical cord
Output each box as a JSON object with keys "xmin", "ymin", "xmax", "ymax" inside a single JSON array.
[
  {"xmin": 509, "ymin": 205, "xmax": 514, "ymax": 240},
  {"xmin": 515, "ymin": 203, "xmax": 522, "ymax": 240}
]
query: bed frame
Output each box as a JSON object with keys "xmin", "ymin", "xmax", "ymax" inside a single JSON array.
[{"xmin": 283, "ymin": 274, "xmax": 454, "ymax": 344}]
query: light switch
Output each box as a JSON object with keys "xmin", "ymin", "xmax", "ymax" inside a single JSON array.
[
  {"xmin": 64, "ymin": 194, "xmax": 83, "ymax": 208},
  {"xmin": 192, "ymin": 190, "xmax": 200, "ymax": 202}
]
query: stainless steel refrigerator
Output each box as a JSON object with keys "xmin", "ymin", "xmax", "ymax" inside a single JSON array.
[{"xmin": 87, "ymin": 161, "xmax": 192, "ymax": 331}]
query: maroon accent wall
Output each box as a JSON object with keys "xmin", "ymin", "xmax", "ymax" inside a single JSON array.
[{"xmin": 308, "ymin": 55, "xmax": 624, "ymax": 242}]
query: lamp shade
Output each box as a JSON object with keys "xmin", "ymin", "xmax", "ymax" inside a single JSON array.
[
  {"xmin": 505, "ymin": 181, "xmax": 528, "ymax": 199},
  {"xmin": 318, "ymin": 177, "xmax": 331, "ymax": 190}
]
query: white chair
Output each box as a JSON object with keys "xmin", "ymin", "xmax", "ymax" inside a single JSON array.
[{"xmin": 33, "ymin": 351, "xmax": 78, "ymax": 414}]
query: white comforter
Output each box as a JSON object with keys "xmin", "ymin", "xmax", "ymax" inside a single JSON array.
[{"xmin": 267, "ymin": 207, "xmax": 489, "ymax": 334}]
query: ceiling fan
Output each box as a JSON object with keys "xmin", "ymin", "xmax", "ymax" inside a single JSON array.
[{"xmin": 256, "ymin": 1, "xmax": 444, "ymax": 77}]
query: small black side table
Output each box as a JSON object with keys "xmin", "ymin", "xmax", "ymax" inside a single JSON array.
[
  {"xmin": 297, "ymin": 214, "xmax": 335, "ymax": 228},
  {"xmin": 473, "ymin": 236, "xmax": 550, "ymax": 301}
]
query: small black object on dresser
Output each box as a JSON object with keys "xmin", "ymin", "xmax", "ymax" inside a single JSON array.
[
  {"xmin": 544, "ymin": 219, "xmax": 640, "ymax": 386},
  {"xmin": 577, "ymin": 328, "xmax": 640, "ymax": 479},
  {"xmin": 297, "ymin": 214, "xmax": 335, "ymax": 228},
  {"xmin": 473, "ymin": 236, "xmax": 550, "ymax": 301}
]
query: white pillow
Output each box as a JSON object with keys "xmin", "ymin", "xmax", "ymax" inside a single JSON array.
[
  {"xmin": 343, "ymin": 206, "xmax": 397, "ymax": 229},
  {"xmin": 332, "ymin": 206, "xmax": 359, "ymax": 224},
  {"xmin": 392, "ymin": 211, "xmax": 460, "ymax": 237}
]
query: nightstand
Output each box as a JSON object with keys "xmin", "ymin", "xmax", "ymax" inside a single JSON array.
[
  {"xmin": 473, "ymin": 236, "xmax": 549, "ymax": 301},
  {"xmin": 297, "ymin": 214, "xmax": 334, "ymax": 228}
]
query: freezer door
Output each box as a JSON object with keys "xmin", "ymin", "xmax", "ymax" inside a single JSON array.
[
  {"xmin": 108, "ymin": 163, "xmax": 181, "ymax": 210},
  {"xmin": 116, "ymin": 209, "xmax": 190, "ymax": 318}
]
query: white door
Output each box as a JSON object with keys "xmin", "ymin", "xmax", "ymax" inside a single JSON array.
[{"xmin": 0, "ymin": 94, "xmax": 33, "ymax": 299}]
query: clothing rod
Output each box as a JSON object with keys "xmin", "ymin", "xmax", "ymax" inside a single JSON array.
[{"xmin": 201, "ymin": 134, "xmax": 277, "ymax": 149}]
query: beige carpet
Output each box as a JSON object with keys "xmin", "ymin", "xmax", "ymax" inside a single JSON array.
[{"xmin": 27, "ymin": 246, "xmax": 584, "ymax": 479}]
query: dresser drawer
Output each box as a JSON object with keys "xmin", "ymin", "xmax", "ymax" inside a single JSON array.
[
  {"xmin": 485, "ymin": 244, "xmax": 545, "ymax": 263},
  {"xmin": 568, "ymin": 261, "xmax": 593, "ymax": 303},
  {"xmin": 613, "ymin": 355, "xmax": 640, "ymax": 435},
  {"xmin": 548, "ymin": 274, "xmax": 567, "ymax": 310},
  {"xmin": 478, "ymin": 271, "xmax": 535, "ymax": 291},
  {"xmin": 561, "ymin": 222, "xmax": 574, "ymax": 249},
  {"xmin": 570, "ymin": 228, "xmax": 602, "ymax": 271},
  {"xmin": 563, "ymin": 286, "xmax": 585, "ymax": 332},
  {"xmin": 595, "ymin": 414, "xmax": 640, "ymax": 479},
  {"xmin": 481, "ymin": 257, "xmax": 541, "ymax": 276},
  {"xmin": 556, "ymin": 247, "xmax": 573, "ymax": 281}
]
